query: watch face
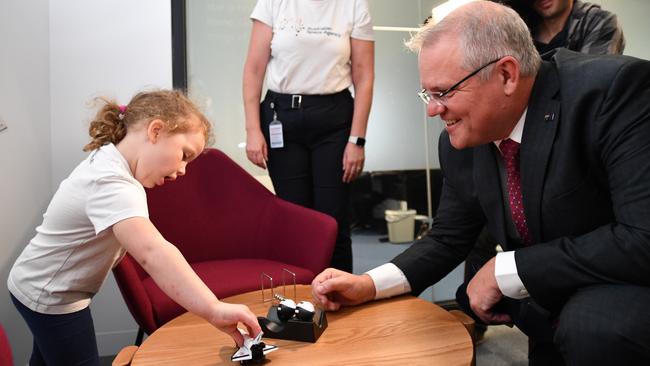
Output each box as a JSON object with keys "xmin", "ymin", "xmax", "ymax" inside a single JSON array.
[{"xmin": 349, "ymin": 136, "xmax": 366, "ymax": 147}]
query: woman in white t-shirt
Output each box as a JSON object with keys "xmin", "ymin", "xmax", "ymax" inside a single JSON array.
[
  {"xmin": 8, "ymin": 90, "xmax": 261, "ymax": 365},
  {"xmin": 243, "ymin": 0, "xmax": 375, "ymax": 272}
]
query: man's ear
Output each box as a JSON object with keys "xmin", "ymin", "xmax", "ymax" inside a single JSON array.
[
  {"xmin": 497, "ymin": 56, "xmax": 520, "ymax": 96},
  {"xmin": 147, "ymin": 119, "xmax": 165, "ymax": 143}
]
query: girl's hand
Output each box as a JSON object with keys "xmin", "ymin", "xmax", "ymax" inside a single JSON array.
[{"xmin": 209, "ymin": 301, "xmax": 262, "ymax": 347}]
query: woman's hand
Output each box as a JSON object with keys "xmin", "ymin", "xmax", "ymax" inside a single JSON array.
[
  {"xmin": 342, "ymin": 143, "xmax": 365, "ymax": 183},
  {"xmin": 245, "ymin": 129, "xmax": 268, "ymax": 169}
]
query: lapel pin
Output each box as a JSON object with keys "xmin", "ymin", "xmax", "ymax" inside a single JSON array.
[{"xmin": 544, "ymin": 113, "xmax": 555, "ymax": 121}]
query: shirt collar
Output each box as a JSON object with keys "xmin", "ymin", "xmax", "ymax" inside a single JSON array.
[
  {"xmin": 494, "ymin": 108, "xmax": 527, "ymax": 151},
  {"xmin": 91, "ymin": 143, "xmax": 135, "ymax": 179}
]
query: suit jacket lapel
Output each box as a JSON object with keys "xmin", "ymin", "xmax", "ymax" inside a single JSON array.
[
  {"xmin": 474, "ymin": 144, "xmax": 508, "ymax": 246},
  {"xmin": 520, "ymin": 62, "xmax": 561, "ymax": 243}
]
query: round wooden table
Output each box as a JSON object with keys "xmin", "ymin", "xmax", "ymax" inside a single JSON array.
[{"xmin": 131, "ymin": 285, "xmax": 473, "ymax": 365}]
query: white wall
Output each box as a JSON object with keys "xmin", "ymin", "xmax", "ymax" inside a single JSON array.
[
  {"xmin": 598, "ymin": 0, "xmax": 650, "ymax": 60},
  {"xmin": 0, "ymin": 0, "xmax": 53, "ymax": 363},
  {"xmin": 50, "ymin": 0, "xmax": 173, "ymax": 185},
  {"xmin": 1, "ymin": 0, "xmax": 172, "ymax": 363}
]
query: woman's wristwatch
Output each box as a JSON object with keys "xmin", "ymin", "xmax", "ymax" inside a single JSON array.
[{"xmin": 348, "ymin": 136, "xmax": 366, "ymax": 147}]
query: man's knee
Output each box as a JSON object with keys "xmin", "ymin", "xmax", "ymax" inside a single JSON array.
[
  {"xmin": 554, "ymin": 285, "xmax": 650, "ymax": 365},
  {"xmin": 555, "ymin": 311, "xmax": 626, "ymax": 364}
]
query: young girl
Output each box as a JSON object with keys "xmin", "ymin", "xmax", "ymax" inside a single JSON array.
[{"xmin": 8, "ymin": 90, "xmax": 261, "ymax": 365}]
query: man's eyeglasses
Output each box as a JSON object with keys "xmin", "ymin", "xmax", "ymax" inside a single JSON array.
[{"xmin": 418, "ymin": 57, "xmax": 502, "ymax": 107}]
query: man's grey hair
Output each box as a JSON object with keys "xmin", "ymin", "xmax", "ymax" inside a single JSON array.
[{"xmin": 406, "ymin": 1, "xmax": 541, "ymax": 79}]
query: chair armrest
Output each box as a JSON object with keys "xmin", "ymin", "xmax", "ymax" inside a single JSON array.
[
  {"xmin": 259, "ymin": 197, "xmax": 337, "ymax": 276},
  {"xmin": 112, "ymin": 345, "xmax": 138, "ymax": 366},
  {"xmin": 0, "ymin": 324, "xmax": 12, "ymax": 366},
  {"xmin": 112, "ymin": 255, "xmax": 157, "ymax": 334}
]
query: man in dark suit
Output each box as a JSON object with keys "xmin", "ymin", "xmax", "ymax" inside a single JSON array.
[{"xmin": 311, "ymin": 1, "xmax": 650, "ymax": 365}]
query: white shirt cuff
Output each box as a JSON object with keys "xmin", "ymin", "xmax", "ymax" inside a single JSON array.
[
  {"xmin": 495, "ymin": 251, "xmax": 529, "ymax": 299},
  {"xmin": 365, "ymin": 263, "xmax": 412, "ymax": 300}
]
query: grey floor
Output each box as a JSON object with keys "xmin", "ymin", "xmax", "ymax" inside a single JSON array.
[{"xmin": 476, "ymin": 325, "xmax": 528, "ymax": 366}]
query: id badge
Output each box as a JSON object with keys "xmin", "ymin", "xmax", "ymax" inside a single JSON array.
[{"xmin": 269, "ymin": 118, "xmax": 284, "ymax": 149}]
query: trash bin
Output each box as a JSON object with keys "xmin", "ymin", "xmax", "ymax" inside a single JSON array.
[{"xmin": 385, "ymin": 209, "xmax": 417, "ymax": 243}]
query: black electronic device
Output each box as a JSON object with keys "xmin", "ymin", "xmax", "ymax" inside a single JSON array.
[{"xmin": 257, "ymin": 302, "xmax": 328, "ymax": 343}]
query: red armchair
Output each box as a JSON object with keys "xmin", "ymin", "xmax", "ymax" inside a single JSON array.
[
  {"xmin": 0, "ymin": 324, "xmax": 12, "ymax": 366},
  {"xmin": 113, "ymin": 148, "xmax": 337, "ymax": 340}
]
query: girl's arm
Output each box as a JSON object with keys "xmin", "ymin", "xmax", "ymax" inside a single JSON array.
[{"xmin": 113, "ymin": 217, "xmax": 261, "ymax": 346}]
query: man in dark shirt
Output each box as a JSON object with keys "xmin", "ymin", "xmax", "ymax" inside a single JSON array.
[{"xmin": 507, "ymin": 0, "xmax": 625, "ymax": 58}]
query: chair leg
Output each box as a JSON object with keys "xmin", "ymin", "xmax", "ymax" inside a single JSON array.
[
  {"xmin": 135, "ymin": 328, "xmax": 145, "ymax": 346},
  {"xmin": 450, "ymin": 310, "xmax": 477, "ymax": 366}
]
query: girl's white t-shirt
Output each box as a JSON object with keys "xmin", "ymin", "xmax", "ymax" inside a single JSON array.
[
  {"xmin": 251, "ymin": 0, "xmax": 374, "ymax": 95},
  {"xmin": 8, "ymin": 143, "xmax": 148, "ymax": 314}
]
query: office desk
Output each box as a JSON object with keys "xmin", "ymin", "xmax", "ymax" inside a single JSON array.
[{"xmin": 131, "ymin": 285, "xmax": 473, "ymax": 365}]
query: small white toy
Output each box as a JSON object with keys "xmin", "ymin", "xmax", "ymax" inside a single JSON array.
[{"xmin": 231, "ymin": 330, "xmax": 278, "ymax": 364}]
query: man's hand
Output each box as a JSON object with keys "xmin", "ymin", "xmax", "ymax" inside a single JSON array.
[
  {"xmin": 311, "ymin": 268, "xmax": 376, "ymax": 311},
  {"xmin": 466, "ymin": 257, "xmax": 512, "ymax": 324}
]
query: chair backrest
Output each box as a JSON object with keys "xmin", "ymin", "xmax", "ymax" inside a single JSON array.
[
  {"xmin": 0, "ymin": 324, "xmax": 13, "ymax": 366},
  {"xmin": 113, "ymin": 148, "xmax": 337, "ymax": 334},
  {"xmin": 146, "ymin": 148, "xmax": 277, "ymax": 264}
]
